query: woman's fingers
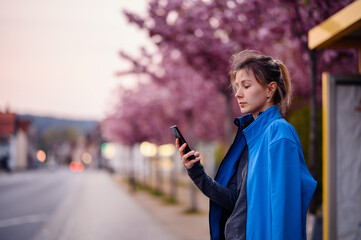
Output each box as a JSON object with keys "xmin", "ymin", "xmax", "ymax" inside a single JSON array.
[
  {"xmin": 184, "ymin": 157, "xmax": 201, "ymax": 169},
  {"xmin": 182, "ymin": 150, "xmax": 195, "ymax": 163},
  {"xmin": 174, "ymin": 140, "xmax": 201, "ymax": 169},
  {"xmin": 178, "ymin": 143, "xmax": 187, "ymax": 155}
]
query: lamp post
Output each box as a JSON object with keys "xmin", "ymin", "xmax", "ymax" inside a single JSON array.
[
  {"xmin": 158, "ymin": 144, "xmax": 176, "ymax": 201},
  {"xmin": 140, "ymin": 141, "xmax": 157, "ymax": 188}
]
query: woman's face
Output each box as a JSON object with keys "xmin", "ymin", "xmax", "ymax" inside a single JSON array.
[{"xmin": 234, "ymin": 69, "xmax": 273, "ymax": 119}]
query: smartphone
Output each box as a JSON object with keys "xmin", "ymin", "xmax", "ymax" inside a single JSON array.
[{"xmin": 170, "ymin": 125, "xmax": 195, "ymax": 160}]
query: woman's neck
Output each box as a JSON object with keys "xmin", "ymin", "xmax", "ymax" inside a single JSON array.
[
  {"xmin": 252, "ymin": 112, "xmax": 262, "ymax": 120},
  {"xmin": 252, "ymin": 104, "xmax": 275, "ymax": 119}
]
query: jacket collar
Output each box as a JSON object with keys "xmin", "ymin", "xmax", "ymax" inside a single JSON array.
[{"xmin": 234, "ymin": 105, "xmax": 281, "ymax": 145}]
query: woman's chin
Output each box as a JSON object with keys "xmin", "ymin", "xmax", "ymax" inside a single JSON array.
[{"xmin": 239, "ymin": 108, "xmax": 249, "ymax": 115}]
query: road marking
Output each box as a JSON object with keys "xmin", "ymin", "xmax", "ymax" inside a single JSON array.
[{"xmin": 0, "ymin": 213, "xmax": 48, "ymax": 228}]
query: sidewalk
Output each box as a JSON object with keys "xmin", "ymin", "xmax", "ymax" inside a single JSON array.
[
  {"xmin": 114, "ymin": 174, "xmax": 210, "ymax": 240},
  {"xmin": 33, "ymin": 170, "xmax": 181, "ymax": 240},
  {"xmin": 114, "ymin": 173, "xmax": 318, "ymax": 240}
]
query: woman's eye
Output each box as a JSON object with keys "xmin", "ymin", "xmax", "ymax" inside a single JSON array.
[{"xmin": 244, "ymin": 85, "xmax": 250, "ymax": 89}]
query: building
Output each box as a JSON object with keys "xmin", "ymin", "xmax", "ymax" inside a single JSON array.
[
  {"xmin": 308, "ymin": 1, "xmax": 361, "ymax": 239},
  {"xmin": 0, "ymin": 111, "xmax": 31, "ymax": 171}
]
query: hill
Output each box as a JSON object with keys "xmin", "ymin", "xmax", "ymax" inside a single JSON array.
[{"xmin": 19, "ymin": 114, "xmax": 99, "ymax": 135}]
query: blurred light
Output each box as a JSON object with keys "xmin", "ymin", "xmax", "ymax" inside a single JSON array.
[
  {"xmin": 101, "ymin": 142, "xmax": 107, "ymax": 152},
  {"xmin": 36, "ymin": 150, "xmax": 46, "ymax": 162},
  {"xmin": 161, "ymin": 158, "xmax": 174, "ymax": 171},
  {"xmin": 101, "ymin": 142, "xmax": 116, "ymax": 160},
  {"xmin": 81, "ymin": 152, "xmax": 92, "ymax": 164},
  {"xmin": 158, "ymin": 144, "xmax": 175, "ymax": 157},
  {"xmin": 140, "ymin": 141, "xmax": 157, "ymax": 157},
  {"xmin": 69, "ymin": 161, "xmax": 84, "ymax": 173}
]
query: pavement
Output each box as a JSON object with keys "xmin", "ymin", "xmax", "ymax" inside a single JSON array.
[
  {"xmin": 34, "ymin": 170, "xmax": 183, "ymax": 240},
  {"xmin": 114, "ymin": 174, "xmax": 210, "ymax": 240},
  {"xmin": 0, "ymin": 168, "xmax": 186, "ymax": 240},
  {"xmin": 114, "ymin": 173, "xmax": 318, "ymax": 240},
  {"xmin": 0, "ymin": 168, "xmax": 317, "ymax": 240}
]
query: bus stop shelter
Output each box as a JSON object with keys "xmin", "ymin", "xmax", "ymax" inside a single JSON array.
[{"xmin": 308, "ymin": 1, "xmax": 361, "ymax": 240}]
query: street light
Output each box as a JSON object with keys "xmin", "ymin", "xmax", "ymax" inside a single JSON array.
[
  {"xmin": 36, "ymin": 150, "xmax": 46, "ymax": 163},
  {"xmin": 158, "ymin": 144, "xmax": 175, "ymax": 158},
  {"xmin": 139, "ymin": 141, "xmax": 157, "ymax": 157},
  {"xmin": 101, "ymin": 142, "xmax": 116, "ymax": 160},
  {"xmin": 158, "ymin": 144, "xmax": 177, "ymax": 201},
  {"xmin": 139, "ymin": 141, "xmax": 158, "ymax": 188},
  {"xmin": 81, "ymin": 152, "xmax": 92, "ymax": 165},
  {"xmin": 158, "ymin": 144, "xmax": 175, "ymax": 172}
]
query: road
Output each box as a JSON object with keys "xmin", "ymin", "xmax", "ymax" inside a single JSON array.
[{"xmin": 0, "ymin": 168, "xmax": 182, "ymax": 240}]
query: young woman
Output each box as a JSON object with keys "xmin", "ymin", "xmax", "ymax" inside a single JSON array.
[{"xmin": 175, "ymin": 50, "xmax": 317, "ymax": 240}]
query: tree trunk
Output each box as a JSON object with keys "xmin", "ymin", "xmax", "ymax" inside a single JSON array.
[
  {"xmin": 308, "ymin": 49, "xmax": 318, "ymax": 213},
  {"xmin": 155, "ymin": 152, "xmax": 162, "ymax": 194},
  {"xmin": 186, "ymin": 110, "xmax": 198, "ymax": 212},
  {"xmin": 149, "ymin": 157, "xmax": 155, "ymax": 188},
  {"xmin": 128, "ymin": 146, "xmax": 136, "ymax": 192},
  {"xmin": 143, "ymin": 156, "xmax": 148, "ymax": 186},
  {"xmin": 170, "ymin": 155, "xmax": 178, "ymax": 201},
  {"xmin": 189, "ymin": 184, "xmax": 198, "ymax": 212}
]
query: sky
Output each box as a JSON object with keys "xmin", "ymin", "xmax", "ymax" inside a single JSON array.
[{"xmin": 0, "ymin": 0, "xmax": 152, "ymax": 121}]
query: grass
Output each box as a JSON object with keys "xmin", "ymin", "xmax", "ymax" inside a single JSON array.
[
  {"xmin": 183, "ymin": 208, "xmax": 202, "ymax": 215},
  {"xmin": 163, "ymin": 196, "xmax": 178, "ymax": 205},
  {"xmin": 150, "ymin": 188, "xmax": 164, "ymax": 197},
  {"xmin": 120, "ymin": 177, "xmax": 209, "ymax": 216},
  {"xmin": 134, "ymin": 181, "xmax": 181, "ymax": 205}
]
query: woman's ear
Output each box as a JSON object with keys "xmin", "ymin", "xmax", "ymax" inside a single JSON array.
[{"xmin": 267, "ymin": 82, "xmax": 277, "ymax": 98}]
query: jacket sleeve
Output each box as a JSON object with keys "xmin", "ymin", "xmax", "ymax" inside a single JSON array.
[
  {"xmin": 268, "ymin": 139, "xmax": 303, "ymax": 240},
  {"xmin": 187, "ymin": 162, "xmax": 237, "ymax": 212}
]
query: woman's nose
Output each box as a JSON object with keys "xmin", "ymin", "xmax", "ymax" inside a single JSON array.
[{"xmin": 235, "ymin": 88, "xmax": 243, "ymax": 98}]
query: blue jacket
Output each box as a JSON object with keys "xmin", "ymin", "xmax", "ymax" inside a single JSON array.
[{"xmin": 210, "ymin": 106, "xmax": 317, "ymax": 240}]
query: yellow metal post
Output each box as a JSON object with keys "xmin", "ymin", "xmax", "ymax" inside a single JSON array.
[{"xmin": 322, "ymin": 72, "xmax": 329, "ymax": 240}]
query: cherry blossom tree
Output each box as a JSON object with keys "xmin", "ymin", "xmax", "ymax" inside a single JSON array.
[
  {"xmin": 122, "ymin": 1, "xmax": 355, "ymax": 148},
  {"xmin": 104, "ymin": 53, "xmax": 226, "ymax": 209},
  {"xmin": 117, "ymin": 0, "xmax": 358, "ymax": 212}
]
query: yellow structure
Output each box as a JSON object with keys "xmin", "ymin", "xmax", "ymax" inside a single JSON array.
[
  {"xmin": 308, "ymin": 0, "xmax": 361, "ymax": 73},
  {"xmin": 321, "ymin": 72, "xmax": 330, "ymax": 240},
  {"xmin": 309, "ymin": 1, "xmax": 361, "ymax": 240}
]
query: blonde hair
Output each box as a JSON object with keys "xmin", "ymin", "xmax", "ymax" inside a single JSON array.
[{"xmin": 230, "ymin": 50, "xmax": 292, "ymax": 115}]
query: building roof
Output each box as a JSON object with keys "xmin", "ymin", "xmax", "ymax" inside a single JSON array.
[
  {"xmin": 0, "ymin": 113, "xmax": 16, "ymax": 137},
  {"xmin": 308, "ymin": 0, "xmax": 361, "ymax": 49},
  {"xmin": 0, "ymin": 112, "xmax": 31, "ymax": 140}
]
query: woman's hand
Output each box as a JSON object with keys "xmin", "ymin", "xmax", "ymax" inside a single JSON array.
[{"xmin": 175, "ymin": 138, "xmax": 201, "ymax": 169}]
